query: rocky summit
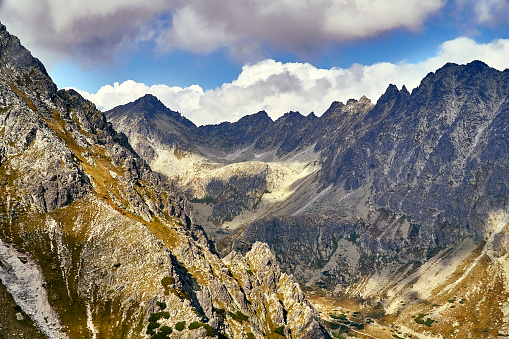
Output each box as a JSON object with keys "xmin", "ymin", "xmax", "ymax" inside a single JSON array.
[
  {"xmin": 0, "ymin": 23, "xmax": 330, "ymax": 338},
  {"xmin": 108, "ymin": 58, "xmax": 509, "ymax": 336}
]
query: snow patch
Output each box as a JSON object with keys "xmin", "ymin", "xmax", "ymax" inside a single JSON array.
[{"xmin": 0, "ymin": 239, "xmax": 68, "ymax": 338}]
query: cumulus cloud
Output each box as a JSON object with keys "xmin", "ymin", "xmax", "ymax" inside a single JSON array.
[
  {"xmin": 0, "ymin": 0, "xmax": 445, "ymax": 65},
  {"xmin": 79, "ymin": 37, "xmax": 509, "ymax": 126}
]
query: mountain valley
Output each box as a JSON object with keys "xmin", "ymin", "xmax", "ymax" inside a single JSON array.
[{"xmin": 107, "ymin": 60, "xmax": 509, "ymax": 338}]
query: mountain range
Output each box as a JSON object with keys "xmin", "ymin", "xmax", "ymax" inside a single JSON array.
[
  {"xmin": 2, "ymin": 16, "xmax": 509, "ymax": 338},
  {"xmin": 107, "ymin": 59, "xmax": 509, "ymax": 338}
]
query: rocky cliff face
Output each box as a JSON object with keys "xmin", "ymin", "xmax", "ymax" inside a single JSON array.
[
  {"xmin": 319, "ymin": 62, "xmax": 509, "ymax": 242},
  {"xmin": 0, "ymin": 23, "xmax": 330, "ymax": 339}
]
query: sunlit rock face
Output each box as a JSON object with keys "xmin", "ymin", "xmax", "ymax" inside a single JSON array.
[{"xmin": 0, "ymin": 22, "xmax": 330, "ymax": 338}]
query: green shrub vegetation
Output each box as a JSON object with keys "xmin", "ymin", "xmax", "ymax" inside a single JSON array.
[
  {"xmin": 228, "ymin": 310, "xmax": 249, "ymax": 322},
  {"xmin": 275, "ymin": 325, "xmax": 286, "ymax": 337},
  {"xmin": 147, "ymin": 322, "xmax": 160, "ymax": 331},
  {"xmin": 156, "ymin": 301, "xmax": 167, "ymax": 310},
  {"xmin": 349, "ymin": 232, "xmax": 359, "ymax": 243},
  {"xmin": 203, "ymin": 324, "xmax": 215, "ymax": 336},
  {"xmin": 161, "ymin": 276, "xmax": 175, "ymax": 288},
  {"xmin": 414, "ymin": 313, "xmax": 435, "ymax": 327},
  {"xmin": 190, "ymin": 196, "xmax": 214, "ymax": 204},
  {"xmin": 351, "ymin": 323, "xmax": 364, "ymax": 330},
  {"xmin": 148, "ymin": 314, "xmax": 159, "ymax": 322},
  {"xmin": 188, "ymin": 322, "xmax": 215, "ymax": 336},
  {"xmin": 425, "ymin": 318, "xmax": 435, "ymax": 326},
  {"xmin": 146, "ymin": 322, "xmax": 160, "ymax": 335},
  {"xmin": 148, "ymin": 311, "xmax": 170, "ymax": 322},
  {"xmin": 175, "ymin": 321, "xmax": 186, "ymax": 331},
  {"xmin": 330, "ymin": 313, "xmax": 348, "ymax": 322},
  {"xmin": 181, "ymin": 290, "xmax": 191, "ymax": 300},
  {"xmin": 159, "ymin": 326, "xmax": 172, "ymax": 335},
  {"xmin": 188, "ymin": 322, "xmax": 202, "ymax": 330}
]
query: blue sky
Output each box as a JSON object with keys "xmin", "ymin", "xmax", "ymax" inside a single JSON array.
[{"xmin": 1, "ymin": 0, "xmax": 509, "ymax": 125}]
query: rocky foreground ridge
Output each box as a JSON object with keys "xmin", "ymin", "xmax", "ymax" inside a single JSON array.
[
  {"xmin": 108, "ymin": 60, "xmax": 509, "ymax": 337},
  {"xmin": 0, "ymin": 23, "xmax": 330, "ymax": 338}
]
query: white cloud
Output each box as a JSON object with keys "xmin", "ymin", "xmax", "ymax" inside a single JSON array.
[
  {"xmin": 0, "ymin": 0, "xmax": 445, "ymax": 65},
  {"xmin": 79, "ymin": 37, "xmax": 509, "ymax": 126}
]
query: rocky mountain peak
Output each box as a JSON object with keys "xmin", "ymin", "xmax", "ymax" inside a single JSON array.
[
  {"xmin": 325, "ymin": 100, "xmax": 344, "ymax": 111},
  {"xmin": 377, "ymin": 83, "xmax": 400, "ymax": 103},
  {"xmin": 224, "ymin": 110, "xmax": 274, "ymax": 128},
  {"xmin": 107, "ymin": 93, "xmax": 197, "ymax": 130},
  {"xmin": 276, "ymin": 110, "xmax": 305, "ymax": 121},
  {"xmin": 416, "ymin": 60, "xmax": 499, "ymax": 96},
  {"xmin": 113, "ymin": 93, "xmax": 171, "ymax": 117},
  {"xmin": 345, "ymin": 95, "xmax": 374, "ymax": 112},
  {"xmin": 0, "ymin": 23, "xmax": 49, "ymax": 78},
  {"xmin": 321, "ymin": 96, "xmax": 373, "ymax": 122},
  {"xmin": 131, "ymin": 93, "xmax": 170, "ymax": 112},
  {"xmin": 0, "ymin": 22, "xmax": 57, "ymax": 119},
  {"xmin": 358, "ymin": 94, "xmax": 370, "ymax": 103}
]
